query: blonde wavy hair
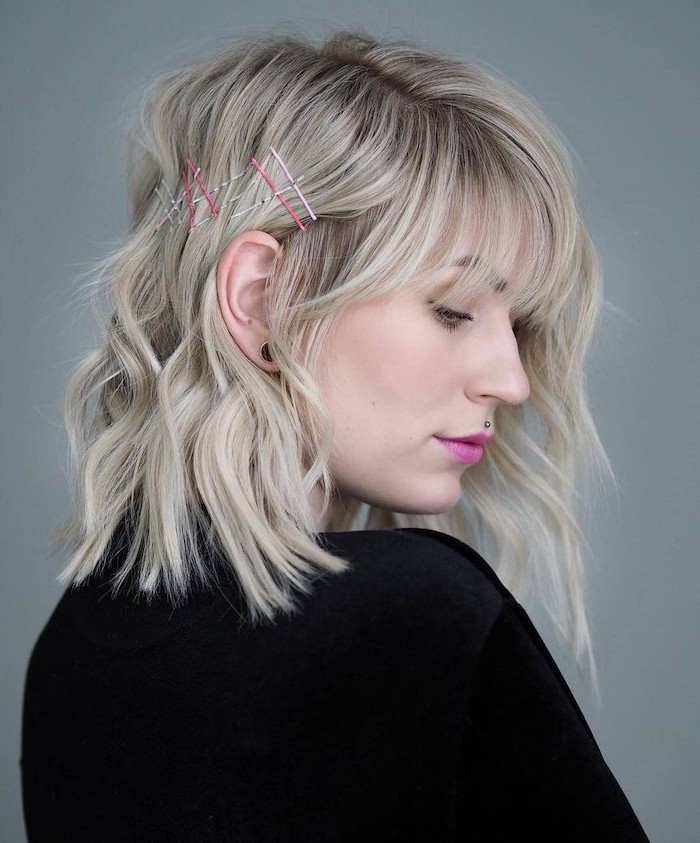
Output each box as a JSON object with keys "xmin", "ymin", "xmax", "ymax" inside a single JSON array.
[{"xmin": 52, "ymin": 29, "xmax": 614, "ymax": 696}]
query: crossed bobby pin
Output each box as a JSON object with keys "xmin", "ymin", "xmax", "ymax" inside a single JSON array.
[{"xmin": 155, "ymin": 147, "xmax": 317, "ymax": 233}]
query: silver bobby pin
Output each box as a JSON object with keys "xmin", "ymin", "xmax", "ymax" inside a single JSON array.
[
  {"xmin": 155, "ymin": 166, "xmax": 249, "ymax": 231},
  {"xmin": 190, "ymin": 179, "xmax": 307, "ymax": 229}
]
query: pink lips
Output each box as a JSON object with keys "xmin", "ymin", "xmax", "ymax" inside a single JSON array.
[
  {"xmin": 444, "ymin": 431, "xmax": 491, "ymax": 445},
  {"xmin": 435, "ymin": 432, "xmax": 491, "ymax": 464}
]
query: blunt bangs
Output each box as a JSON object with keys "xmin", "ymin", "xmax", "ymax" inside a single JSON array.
[{"xmin": 410, "ymin": 116, "xmax": 584, "ymax": 338}]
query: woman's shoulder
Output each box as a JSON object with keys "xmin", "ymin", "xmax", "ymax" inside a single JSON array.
[
  {"xmin": 321, "ymin": 526, "xmax": 508, "ymax": 596},
  {"xmin": 393, "ymin": 527, "xmax": 512, "ymax": 596},
  {"xmin": 313, "ymin": 527, "xmax": 507, "ymax": 639}
]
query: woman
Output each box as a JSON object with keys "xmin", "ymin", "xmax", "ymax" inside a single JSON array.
[{"xmin": 20, "ymin": 29, "xmax": 650, "ymax": 841}]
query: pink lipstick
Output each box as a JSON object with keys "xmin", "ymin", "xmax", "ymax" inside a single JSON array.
[{"xmin": 434, "ymin": 432, "xmax": 491, "ymax": 464}]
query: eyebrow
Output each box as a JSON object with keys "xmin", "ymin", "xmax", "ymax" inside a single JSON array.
[{"xmin": 450, "ymin": 254, "xmax": 509, "ymax": 293}]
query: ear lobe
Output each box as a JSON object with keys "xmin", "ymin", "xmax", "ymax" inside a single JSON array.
[{"xmin": 216, "ymin": 230, "xmax": 281, "ymax": 364}]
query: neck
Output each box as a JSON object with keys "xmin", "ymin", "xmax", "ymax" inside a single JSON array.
[{"xmin": 310, "ymin": 484, "xmax": 354, "ymax": 532}]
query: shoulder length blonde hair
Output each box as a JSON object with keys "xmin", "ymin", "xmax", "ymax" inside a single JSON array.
[{"xmin": 53, "ymin": 29, "xmax": 613, "ymax": 696}]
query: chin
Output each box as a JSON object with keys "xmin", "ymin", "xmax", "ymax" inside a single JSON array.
[
  {"xmin": 349, "ymin": 473, "xmax": 463, "ymax": 517},
  {"xmin": 392, "ymin": 491, "xmax": 462, "ymax": 517}
]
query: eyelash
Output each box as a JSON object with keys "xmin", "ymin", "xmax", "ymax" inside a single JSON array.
[
  {"xmin": 432, "ymin": 305, "xmax": 474, "ymax": 332},
  {"xmin": 433, "ymin": 306, "xmax": 527, "ymax": 339}
]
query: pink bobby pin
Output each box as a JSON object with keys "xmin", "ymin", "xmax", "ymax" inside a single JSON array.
[
  {"xmin": 250, "ymin": 156, "xmax": 306, "ymax": 232},
  {"xmin": 182, "ymin": 159, "xmax": 218, "ymax": 228},
  {"xmin": 269, "ymin": 147, "xmax": 317, "ymax": 221}
]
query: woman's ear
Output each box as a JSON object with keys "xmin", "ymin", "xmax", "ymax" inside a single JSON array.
[{"xmin": 216, "ymin": 230, "xmax": 281, "ymax": 370}]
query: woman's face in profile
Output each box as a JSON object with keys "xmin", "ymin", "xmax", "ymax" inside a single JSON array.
[{"xmin": 314, "ymin": 255, "xmax": 530, "ymax": 527}]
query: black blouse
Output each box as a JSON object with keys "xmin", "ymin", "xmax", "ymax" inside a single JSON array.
[{"xmin": 21, "ymin": 526, "xmax": 650, "ymax": 841}]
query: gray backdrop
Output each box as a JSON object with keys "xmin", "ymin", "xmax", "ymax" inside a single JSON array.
[{"xmin": 2, "ymin": 1, "xmax": 698, "ymax": 840}]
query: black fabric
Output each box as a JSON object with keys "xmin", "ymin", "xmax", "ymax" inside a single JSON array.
[{"xmin": 20, "ymin": 525, "xmax": 649, "ymax": 842}]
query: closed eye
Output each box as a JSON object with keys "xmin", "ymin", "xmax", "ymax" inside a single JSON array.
[{"xmin": 432, "ymin": 305, "xmax": 474, "ymax": 333}]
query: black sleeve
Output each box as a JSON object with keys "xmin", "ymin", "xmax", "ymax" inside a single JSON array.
[{"xmin": 457, "ymin": 598, "xmax": 651, "ymax": 842}]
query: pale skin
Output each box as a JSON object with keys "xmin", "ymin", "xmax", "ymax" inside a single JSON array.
[{"xmin": 216, "ymin": 230, "xmax": 531, "ymax": 533}]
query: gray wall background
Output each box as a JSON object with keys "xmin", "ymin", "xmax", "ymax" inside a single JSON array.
[{"xmin": 2, "ymin": 1, "xmax": 698, "ymax": 840}]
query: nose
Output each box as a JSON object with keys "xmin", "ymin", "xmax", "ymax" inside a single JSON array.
[{"xmin": 466, "ymin": 314, "xmax": 531, "ymax": 407}]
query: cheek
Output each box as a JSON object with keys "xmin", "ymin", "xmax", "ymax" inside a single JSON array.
[
  {"xmin": 360, "ymin": 332, "xmax": 441, "ymax": 410},
  {"xmin": 319, "ymin": 300, "xmax": 452, "ymax": 419},
  {"xmin": 363, "ymin": 302, "xmax": 444, "ymax": 371}
]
